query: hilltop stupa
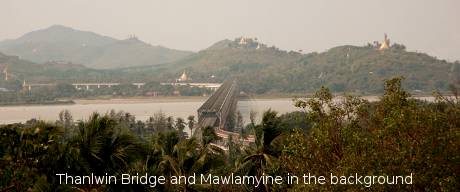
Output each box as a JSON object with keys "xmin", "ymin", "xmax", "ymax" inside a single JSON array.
[
  {"xmin": 238, "ymin": 37, "xmax": 248, "ymax": 45},
  {"xmin": 177, "ymin": 71, "xmax": 188, "ymax": 82},
  {"xmin": 2, "ymin": 66, "xmax": 7, "ymax": 81},
  {"xmin": 379, "ymin": 33, "xmax": 390, "ymax": 50}
]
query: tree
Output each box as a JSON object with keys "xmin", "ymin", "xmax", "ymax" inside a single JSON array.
[
  {"xmin": 148, "ymin": 129, "xmax": 222, "ymax": 192},
  {"xmin": 200, "ymin": 126, "xmax": 220, "ymax": 146},
  {"xmin": 57, "ymin": 109, "xmax": 73, "ymax": 139},
  {"xmin": 187, "ymin": 115, "xmax": 196, "ymax": 135},
  {"xmin": 166, "ymin": 116, "xmax": 175, "ymax": 131},
  {"xmin": 55, "ymin": 83, "xmax": 77, "ymax": 97},
  {"xmin": 237, "ymin": 110, "xmax": 283, "ymax": 192},
  {"xmin": 153, "ymin": 111, "xmax": 168, "ymax": 132},
  {"xmin": 235, "ymin": 110, "xmax": 244, "ymax": 134},
  {"xmin": 175, "ymin": 117, "xmax": 186, "ymax": 139},
  {"xmin": 68, "ymin": 113, "xmax": 140, "ymax": 191}
]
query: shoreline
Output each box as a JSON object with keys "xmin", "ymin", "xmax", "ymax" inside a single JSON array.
[
  {"xmin": 0, "ymin": 100, "xmax": 75, "ymax": 107},
  {"xmin": 0, "ymin": 94, "xmax": 443, "ymax": 107},
  {"xmin": 74, "ymin": 96, "xmax": 208, "ymax": 104}
]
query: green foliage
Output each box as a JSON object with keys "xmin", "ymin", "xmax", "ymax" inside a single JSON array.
[
  {"xmin": 160, "ymin": 44, "xmax": 458, "ymax": 95},
  {"xmin": 2, "ymin": 40, "xmax": 458, "ymax": 102},
  {"xmin": 1, "ymin": 78, "xmax": 459, "ymax": 191},
  {"xmin": 283, "ymin": 77, "xmax": 460, "ymax": 191}
]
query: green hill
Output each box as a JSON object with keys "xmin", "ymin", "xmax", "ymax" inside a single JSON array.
[
  {"xmin": 145, "ymin": 37, "xmax": 304, "ymax": 83},
  {"xmin": 2, "ymin": 35, "xmax": 458, "ymax": 95},
  {"xmin": 146, "ymin": 38, "xmax": 459, "ymax": 95},
  {"xmin": 0, "ymin": 25, "xmax": 193, "ymax": 69},
  {"xmin": 267, "ymin": 45, "xmax": 459, "ymax": 94},
  {"xmin": 0, "ymin": 52, "xmax": 126, "ymax": 87}
]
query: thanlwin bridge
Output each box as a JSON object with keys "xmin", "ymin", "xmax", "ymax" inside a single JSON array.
[
  {"xmin": 195, "ymin": 79, "xmax": 255, "ymax": 147},
  {"xmin": 197, "ymin": 79, "xmax": 239, "ymax": 130},
  {"xmin": 21, "ymin": 82, "xmax": 221, "ymax": 91}
]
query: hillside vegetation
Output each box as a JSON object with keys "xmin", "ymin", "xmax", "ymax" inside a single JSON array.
[
  {"xmin": 0, "ymin": 52, "xmax": 124, "ymax": 85},
  {"xmin": 269, "ymin": 45, "xmax": 459, "ymax": 94},
  {"xmin": 1, "ymin": 35, "xmax": 459, "ymax": 95},
  {"xmin": 158, "ymin": 38, "xmax": 459, "ymax": 94}
]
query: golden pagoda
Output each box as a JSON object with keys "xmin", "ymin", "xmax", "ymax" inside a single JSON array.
[
  {"xmin": 379, "ymin": 33, "xmax": 390, "ymax": 50},
  {"xmin": 238, "ymin": 37, "xmax": 248, "ymax": 45},
  {"xmin": 178, "ymin": 71, "xmax": 188, "ymax": 82},
  {"xmin": 2, "ymin": 66, "xmax": 7, "ymax": 81}
]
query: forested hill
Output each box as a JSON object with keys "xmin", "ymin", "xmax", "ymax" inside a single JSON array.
[
  {"xmin": 156, "ymin": 38, "xmax": 459, "ymax": 94},
  {"xmin": 2, "ymin": 35, "xmax": 459, "ymax": 95},
  {"xmin": 0, "ymin": 52, "xmax": 129, "ymax": 89},
  {"xmin": 143, "ymin": 37, "xmax": 304, "ymax": 83},
  {"xmin": 183, "ymin": 38, "xmax": 304, "ymax": 71},
  {"xmin": 0, "ymin": 52, "xmax": 88, "ymax": 79},
  {"xmin": 0, "ymin": 25, "xmax": 193, "ymax": 69},
  {"xmin": 255, "ymin": 45, "xmax": 460, "ymax": 94}
]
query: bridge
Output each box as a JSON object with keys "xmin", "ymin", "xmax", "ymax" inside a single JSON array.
[
  {"xmin": 21, "ymin": 82, "xmax": 221, "ymax": 91},
  {"xmin": 72, "ymin": 83, "xmax": 123, "ymax": 90},
  {"xmin": 195, "ymin": 79, "xmax": 255, "ymax": 148},
  {"xmin": 197, "ymin": 79, "xmax": 239, "ymax": 130}
]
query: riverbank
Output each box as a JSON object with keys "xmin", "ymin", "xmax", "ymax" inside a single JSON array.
[
  {"xmin": 74, "ymin": 96, "xmax": 208, "ymax": 104},
  {"xmin": 0, "ymin": 100, "xmax": 75, "ymax": 107},
  {"xmin": 0, "ymin": 98, "xmax": 296, "ymax": 125},
  {"xmin": 0, "ymin": 93, "xmax": 443, "ymax": 106}
]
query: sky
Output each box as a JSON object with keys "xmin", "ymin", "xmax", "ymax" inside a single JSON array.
[{"xmin": 1, "ymin": 0, "xmax": 459, "ymax": 61}]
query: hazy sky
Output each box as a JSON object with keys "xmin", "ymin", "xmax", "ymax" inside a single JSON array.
[{"xmin": 1, "ymin": 0, "xmax": 459, "ymax": 60}]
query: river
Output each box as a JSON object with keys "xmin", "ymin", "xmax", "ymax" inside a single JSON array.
[
  {"xmin": 0, "ymin": 98, "xmax": 298, "ymax": 125},
  {"xmin": 0, "ymin": 96, "xmax": 439, "ymax": 125}
]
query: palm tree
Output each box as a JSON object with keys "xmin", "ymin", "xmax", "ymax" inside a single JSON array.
[
  {"xmin": 146, "ymin": 126, "xmax": 225, "ymax": 192},
  {"xmin": 236, "ymin": 110, "xmax": 283, "ymax": 192},
  {"xmin": 166, "ymin": 116, "xmax": 175, "ymax": 131},
  {"xmin": 67, "ymin": 113, "xmax": 140, "ymax": 191},
  {"xmin": 57, "ymin": 109, "xmax": 73, "ymax": 140},
  {"xmin": 187, "ymin": 115, "xmax": 196, "ymax": 135},
  {"xmin": 149, "ymin": 131, "xmax": 199, "ymax": 191},
  {"xmin": 175, "ymin": 117, "xmax": 186, "ymax": 139}
]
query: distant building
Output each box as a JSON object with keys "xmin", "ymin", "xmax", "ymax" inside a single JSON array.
[
  {"xmin": 145, "ymin": 91, "xmax": 158, "ymax": 97},
  {"xmin": 379, "ymin": 33, "xmax": 391, "ymax": 50},
  {"xmin": 177, "ymin": 71, "xmax": 189, "ymax": 82},
  {"xmin": 238, "ymin": 37, "xmax": 248, "ymax": 45},
  {"xmin": 236, "ymin": 37, "xmax": 264, "ymax": 49},
  {"xmin": 162, "ymin": 82, "xmax": 222, "ymax": 91},
  {"xmin": 1, "ymin": 65, "xmax": 8, "ymax": 81},
  {"xmin": 173, "ymin": 90, "xmax": 181, "ymax": 96}
]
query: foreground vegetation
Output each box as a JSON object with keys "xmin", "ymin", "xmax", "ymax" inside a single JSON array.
[{"xmin": 0, "ymin": 78, "xmax": 459, "ymax": 191}]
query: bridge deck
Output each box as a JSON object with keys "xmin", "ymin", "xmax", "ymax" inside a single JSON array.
[
  {"xmin": 194, "ymin": 79, "xmax": 256, "ymax": 148},
  {"xmin": 198, "ymin": 81, "xmax": 229, "ymax": 111},
  {"xmin": 197, "ymin": 79, "xmax": 238, "ymax": 130}
]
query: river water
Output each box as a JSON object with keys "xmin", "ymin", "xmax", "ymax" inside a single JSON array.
[
  {"xmin": 0, "ymin": 98, "xmax": 298, "ymax": 125},
  {"xmin": 0, "ymin": 96, "xmax": 439, "ymax": 125}
]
